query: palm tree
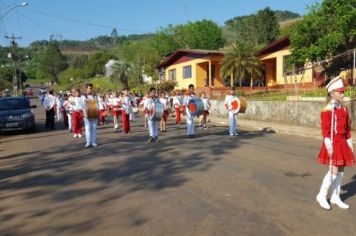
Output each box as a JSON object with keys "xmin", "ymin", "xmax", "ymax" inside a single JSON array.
[
  {"xmin": 220, "ymin": 41, "xmax": 262, "ymax": 89},
  {"xmin": 112, "ymin": 61, "xmax": 131, "ymax": 89}
]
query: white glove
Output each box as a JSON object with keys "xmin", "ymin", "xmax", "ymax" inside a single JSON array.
[
  {"xmin": 347, "ymin": 138, "xmax": 354, "ymax": 152},
  {"xmin": 324, "ymin": 138, "xmax": 333, "ymax": 150},
  {"xmin": 327, "ymin": 148, "xmax": 334, "ymax": 158}
]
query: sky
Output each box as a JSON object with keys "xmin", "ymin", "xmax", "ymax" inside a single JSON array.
[{"xmin": 0, "ymin": 0, "xmax": 322, "ymax": 47}]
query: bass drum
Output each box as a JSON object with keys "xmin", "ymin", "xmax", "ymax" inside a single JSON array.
[
  {"xmin": 148, "ymin": 102, "xmax": 164, "ymax": 121},
  {"xmin": 231, "ymin": 97, "xmax": 247, "ymax": 114},
  {"xmin": 188, "ymin": 98, "xmax": 204, "ymax": 117}
]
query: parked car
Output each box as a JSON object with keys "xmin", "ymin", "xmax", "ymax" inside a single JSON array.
[
  {"xmin": 23, "ymin": 87, "xmax": 33, "ymax": 96},
  {"xmin": 0, "ymin": 96, "xmax": 37, "ymax": 132}
]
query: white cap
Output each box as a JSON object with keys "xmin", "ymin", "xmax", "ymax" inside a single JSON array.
[{"xmin": 326, "ymin": 76, "xmax": 345, "ymax": 93}]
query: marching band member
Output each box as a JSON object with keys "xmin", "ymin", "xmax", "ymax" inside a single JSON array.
[
  {"xmin": 62, "ymin": 94, "xmax": 69, "ymax": 130},
  {"xmin": 316, "ymin": 75, "xmax": 355, "ymax": 210},
  {"xmin": 72, "ymin": 89, "xmax": 84, "ymax": 138},
  {"xmin": 98, "ymin": 95, "xmax": 107, "ymax": 125},
  {"xmin": 159, "ymin": 92, "xmax": 169, "ymax": 132},
  {"xmin": 121, "ymin": 89, "xmax": 132, "ymax": 134},
  {"xmin": 144, "ymin": 87, "xmax": 160, "ymax": 142},
  {"xmin": 173, "ymin": 90, "xmax": 184, "ymax": 124},
  {"xmin": 82, "ymin": 83, "xmax": 99, "ymax": 147},
  {"xmin": 200, "ymin": 92, "xmax": 211, "ymax": 129},
  {"xmin": 129, "ymin": 92, "xmax": 137, "ymax": 122},
  {"xmin": 184, "ymin": 84, "xmax": 197, "ymax": 138},
  {"xmin": 224, "ymin": 88, "xmax": 239, "ymax": 136},
  {"xmin": 55, "ymin": 93, "xmax": 63, "ymax": 123},
  {"xmin": 109, "ymin": 91, "xmax": 121, "ymax": 129},
  {"xmin": 140, "ymin": 92, "xmax": 149, "ymax": 128},
  {"xmin": 64, "ymin": 93, "xmax": 74, "ymax": 132},
  {"xmin": 43, "ymin": 90, "xmax": 56, "ymax": 130}
]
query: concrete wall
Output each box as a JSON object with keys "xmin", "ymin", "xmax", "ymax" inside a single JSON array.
[{"xmin": 210, "ymin": 99, "xmax": 356, "ymax": 130}]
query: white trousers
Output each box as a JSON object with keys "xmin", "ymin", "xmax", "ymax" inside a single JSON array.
[
  {"xmin": 148, "ymin": 119, "xmax": 159, "ymax": 138},
  {"xmin": 67, "ymin": 113, "xmax": 72, "ymax": 130},
  {"xmin": 228, "ymin": 111, "xmax": 237, "ymax": 135},
  {"xmin": 84, "ymin": 118, "xmax": 98, "ymax": 144},
  {"xmin": 186, "ymin": 112, "xmax": 195, "ymax": 135}
]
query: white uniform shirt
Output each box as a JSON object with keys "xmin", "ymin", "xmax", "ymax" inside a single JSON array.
[
  {"xmin": 159, "ymin": 97, "xmax": 169, "ymax": 110},
  {"xmin": 43, "ymin": 94, "xmax": 55, "ymax": 110},
  {"xmin": 224, "ymin": 95, "xmax": 238, "ymax": 110},
  {"xmin": 72, "ymin": 96, "xmax": 84, "ymax": 111},
  {"xmin": 201, "ymin": 98, "xmax": 211, "ymax": 111},
  {"xmin": 173, "ymin": 95, "xmax": 183, "ymax": 108}
]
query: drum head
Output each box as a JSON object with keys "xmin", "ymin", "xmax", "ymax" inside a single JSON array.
[
  {"xmin": 232, "ymin": 100, "xmax": 239, "ymax": 110},
  {"xmin": 231, "ymin": 98, "xmax": 240, "ymax": 114},
  {"xmin": 189, "ymin": 103, "xmax": 196, "ymax": 113}
]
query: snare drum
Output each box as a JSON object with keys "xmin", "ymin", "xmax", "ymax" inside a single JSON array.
[
  {"xmin": 132, "ymin": 107, "xmax": 139, "ymax": 113},
  {"xmin": 188, "ymin": 99, "xmax": 204, "ymax": 117}
]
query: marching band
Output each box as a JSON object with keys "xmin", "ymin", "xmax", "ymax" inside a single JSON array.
[{"xmin": 40, "ymin": 84, "xmax": 248, "ymax": 147}]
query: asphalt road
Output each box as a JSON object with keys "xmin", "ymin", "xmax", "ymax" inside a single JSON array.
[{"xmin": 1, "ymin": 87, "xmax": 356, "ymax": 236}]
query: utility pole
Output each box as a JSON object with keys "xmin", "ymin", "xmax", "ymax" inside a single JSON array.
[{"xmin": 5, "ymin": 34, "xmax": 22, "ymax": 96}]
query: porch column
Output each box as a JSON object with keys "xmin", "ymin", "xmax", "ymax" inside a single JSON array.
[
  {"xmin": 230, "ymin": 73, "xmax": 233, "ymax": 88},
  {"xmin": 208, "ymin": 60, "xmax": 212, "ymax": 87}
]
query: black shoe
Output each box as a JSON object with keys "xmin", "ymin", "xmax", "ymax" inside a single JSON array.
[{"xmin": 148, "ymin": 137, "xmax": 155, "ymax": 143}]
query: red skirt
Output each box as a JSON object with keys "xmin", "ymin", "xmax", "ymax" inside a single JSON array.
[
  {"xmin": 204, "ymin": 110, "xmax": 209, "ymax": 116},
  {"xmin": 317, "ymin": 135, "xmax": 355, "ymax": 167},
  {"xmin": 162, "ymin": 110, "xmax": 169, "ymax": 121}
]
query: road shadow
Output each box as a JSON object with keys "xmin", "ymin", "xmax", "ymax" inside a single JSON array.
[{"xmin": 341, "ymin": 174, "xmax": 356, "ymax": 201}]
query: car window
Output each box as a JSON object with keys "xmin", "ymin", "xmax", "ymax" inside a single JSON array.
[{"xmin": 0, "ymin": 99, "xmax": 30, "ymax": 110}]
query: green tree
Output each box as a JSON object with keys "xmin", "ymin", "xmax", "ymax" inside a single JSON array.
[
  {"xmin": 111, "ymin": 28, "xmax": 119, "ymax": 45},
  {"xmin": 83, "ymin": 52, "xmax": 117, "ymax": 78},
  {"xmin": 112, "ymin": 61, "xmax": 131, "ymax": 89},
  {"xmin": 181, "ymin": 20, "xmax": 223, "ymax": 49},
  {"xmin": 289, "ymin": 0, "xmax": 356, "ymax": 75},
  {"xmin": 220, "ymin": 41, "xmax": 262, "ymax": 88},
  {"xmin": 38, "ymin": 42, "xmax": 68, "ymax": 83},
  {"xmin": 254, "ymin": 7, "xmax": 280, "ymax": 44}
]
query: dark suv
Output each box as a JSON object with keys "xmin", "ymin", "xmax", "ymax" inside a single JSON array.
[{"xmin": 0, "ymin": 96, "xmax": 37, "ymax": 132}]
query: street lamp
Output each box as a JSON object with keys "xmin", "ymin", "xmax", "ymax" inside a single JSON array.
[{"xmin": 0, "ymin": 2, "xmax": 28, "ymax": 19}]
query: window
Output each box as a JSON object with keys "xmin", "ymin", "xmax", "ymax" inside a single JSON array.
[
  {"xmin": 183, "ymin": 65, "xmax": 192, "ymax": 79},
  {"xmin": 168, "ymin": 69, "xmax": 176, "ymax": 80},
  {"xmin": 283, "ymin": 55, "xmax": 304, "ymax": 76}
]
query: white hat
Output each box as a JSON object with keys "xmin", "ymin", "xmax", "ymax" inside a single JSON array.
[{"xmin": 326, "ymin": 76, "xmax": 345, "ymax": 93}]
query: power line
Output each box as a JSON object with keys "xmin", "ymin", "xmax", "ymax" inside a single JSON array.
[
  {"xmin": 19, "ymin": 11, "xmax": 57, "ymax": 35},
  {"xmin": 28, "ymin": 7, "xmax": 147, "ymax": 34}
]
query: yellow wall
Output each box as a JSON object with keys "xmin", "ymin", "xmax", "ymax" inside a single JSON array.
[
  {"xmin": 164, "ymin": 57, "xmax": 226, "ymax": 89},
  {"xmin": 259, "ymin": 49, "xmax": 313, "ymax": 85}
]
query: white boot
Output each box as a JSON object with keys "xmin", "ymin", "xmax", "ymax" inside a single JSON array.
[
  {"xmin": 330, "ymin": 172, "xmax": 349, "ymax": 209},
  {"xmin": 316, "ymin": 171, "xmax": 336, "ymax": 210}
]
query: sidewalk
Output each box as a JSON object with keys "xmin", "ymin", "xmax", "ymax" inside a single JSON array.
[{"xmin": 210, "ymin": 115, "xmax": 356, "ymax": 143}]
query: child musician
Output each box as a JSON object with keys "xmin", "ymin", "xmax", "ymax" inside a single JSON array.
[
  {"xmin": 173, "ymin": 90, "xmax": 184, "ymax": 124},
  {"xmin": 144, "ymin": 87, "xmax": 160, "ymax": 143},
  {"xmin": 121, "ymin": 89, "xmax": 132, "ymax": 134},
  {"xmin": 98, "ymin": 95, "xmax": 107, "ymax": 125},
  {"xmin": 82, "ymin": 83, "xmax": 99, "ymax": 148},
  {"xmin": 200, "ymin": 92, "xmax": 211, "ymax": 129},
  {"xmin": 109, "ymin": 91, "xmax": 121, "ymax": 129},
  {"xmin": 184, "ymin": 84, "xmax": 197, "ymax": 138},
  {"xmin": 159, "ymin": 92, "xmax": 169, "ymax": 132},
  {"xmin": 224, "ymin": 88, "xmax": 239, "ymax": 136},
  {"xmin": 316, "ymin": 75, "xmax": 355, "ymax": 210},
  {"xmin": 71, "ymin": 88, "xmax": 84, "ymax": 138}
]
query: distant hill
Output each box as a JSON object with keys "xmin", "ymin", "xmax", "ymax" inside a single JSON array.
[
  {"xmin": 225, "ymin": 10, "xmax": 301, "ymax": 26},
  {"xmin": 29, "ymin": 33, "xmax": 154, "ymax": 54}
]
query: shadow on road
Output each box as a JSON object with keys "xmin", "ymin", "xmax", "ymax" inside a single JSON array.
[{"xmin": 341, "ymin": 175, "xmax": 356, "ymax": 201}]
